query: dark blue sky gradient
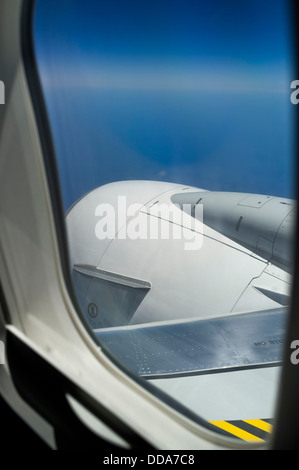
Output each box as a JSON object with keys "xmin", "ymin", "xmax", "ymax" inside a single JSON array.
[
  {"xmin": 34, "ymin": 0, "xmax": 295, "ymax": 210},
  {"xmin": 35, "ymin": 0, "xmax": 292, "ymax": 65}
]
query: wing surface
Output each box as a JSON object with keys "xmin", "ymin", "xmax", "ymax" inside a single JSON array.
[{"xmin": 95, "ymin": 308, "xmax": 286, "ymax": 379}]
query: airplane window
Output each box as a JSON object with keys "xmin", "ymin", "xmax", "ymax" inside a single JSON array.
[{"xmin": 33, "ymin": 0, "xmax": 295, "ymax": 442}]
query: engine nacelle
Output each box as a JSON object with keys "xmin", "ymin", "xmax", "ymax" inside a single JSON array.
[{"xmin": 66, "ymin": 181, "xmax": 294, "ymax": 329}]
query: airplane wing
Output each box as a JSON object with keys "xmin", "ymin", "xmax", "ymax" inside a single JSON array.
[{"xmin": 95, "ymin": 307, "xmax": 285, "ymax": 379}]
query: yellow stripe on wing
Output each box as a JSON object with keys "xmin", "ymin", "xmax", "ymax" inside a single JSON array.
[
  {"xmin": 243, "ymin": 419, "xmax": 273, "ymax": 434},
  {"xmin": 210, "ymin": 420, "xmax": 264, "ymax": 442}
]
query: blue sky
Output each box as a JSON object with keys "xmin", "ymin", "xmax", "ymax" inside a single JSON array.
[{"xmin": 34, "ymin": 0, "xmax": 295, "ymax": 210}]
